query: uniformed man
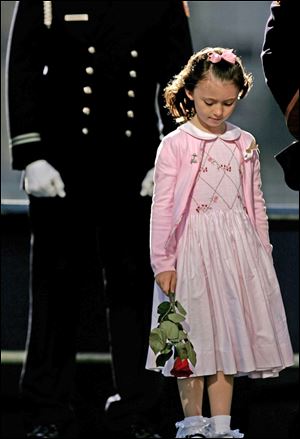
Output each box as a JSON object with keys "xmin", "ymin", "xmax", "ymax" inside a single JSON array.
[
  {"xmin": 6, "ymin": 1, "xmax": 193, "ymax": 438},
  {"xmin": 261, "ymin": 0, "xmax": 299, "ymax": 191},
  {"xmin": 261, "ymin": 3, "xmax": 299, "ymax": 437}
]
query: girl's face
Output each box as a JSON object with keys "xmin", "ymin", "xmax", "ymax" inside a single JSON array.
[{"xmin": 185, "ymin": 72, "xmax": 240, "ymax": 134}]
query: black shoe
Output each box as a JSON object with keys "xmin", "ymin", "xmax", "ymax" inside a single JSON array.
[
  {"xmin": 130, "ymin": 423, "xmax": 162, "ymax": 438},
  {"xmin": 27, "ymin": 424, "xmax": 60, "ymax": 438}
]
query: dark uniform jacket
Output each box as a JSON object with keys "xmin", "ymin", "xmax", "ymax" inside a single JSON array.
[
  {"xmin": 261, "ymin": 0, "xmax": 299, "ymax": 191},
  {"xmin": 261, "ymin": 0, "xmax": 298, "ymax": 120},
  {"xmin": 7, "ymin": 1, "xmax": 193, "ymax": 197}
]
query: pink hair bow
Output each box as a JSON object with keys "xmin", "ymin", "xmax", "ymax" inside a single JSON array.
[{"xmin": 208, "ymin": 50, "xmax": 237, "ymax": 65}]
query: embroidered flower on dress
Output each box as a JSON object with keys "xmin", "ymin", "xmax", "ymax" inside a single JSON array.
[
  {"xmin": 196, "ymin": 204, "xmax": 210, "ymax": 212},
  {"xmin": 220, "ymin": 164, "xmax": 232, "ymax": 172}
]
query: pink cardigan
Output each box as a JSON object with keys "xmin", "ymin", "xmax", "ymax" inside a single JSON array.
[{"xmin": 150, "ymin": 121, "xmax": 272, "ymax": 276}]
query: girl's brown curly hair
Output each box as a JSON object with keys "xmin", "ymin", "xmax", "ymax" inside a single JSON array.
[{"xmin": 164, "ymin": 47, "xmax": 253, "ymax": 123}]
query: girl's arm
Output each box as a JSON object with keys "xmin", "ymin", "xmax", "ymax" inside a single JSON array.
[
  {"xmin": 150, "ymin": 138, "xmax": 178, "ymax": 276},
  {"xmin": 155, "ymin": 270, "xmax": 177, "ymax": 296},
  {"xmin": 252, "ymin": 152, "xmax": 273, "ymax": 254}
]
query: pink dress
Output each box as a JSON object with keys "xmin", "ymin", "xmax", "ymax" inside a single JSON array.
[{"xmin": 147, "ymin": 124, "xmax": 294, "ymax": 378}]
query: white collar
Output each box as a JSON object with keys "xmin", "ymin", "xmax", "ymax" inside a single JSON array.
[{"xmin": 179, "ymin": 121, "xmax": 241, "ymax": 141}]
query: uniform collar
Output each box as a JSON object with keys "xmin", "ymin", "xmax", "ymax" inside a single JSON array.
[{"xmin": 179, "ymin": 121, "xmax": 241, "ymax": 141}]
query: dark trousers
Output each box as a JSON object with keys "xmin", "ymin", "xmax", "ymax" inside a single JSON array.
[
  {"xmin": 103, "ymin": 197, "xmax": 164, "ymax": 430},
  {"xmin": 21, "ymin": 193, "xmax": 162, "ymax": 430}
]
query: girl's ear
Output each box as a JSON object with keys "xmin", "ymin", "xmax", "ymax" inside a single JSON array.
[{"xmin": 185, "ymin": 88, "xmax": 194, "ymax": 101}]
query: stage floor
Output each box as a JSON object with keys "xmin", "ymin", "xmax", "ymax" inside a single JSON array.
[{"xmin": 1, "ymin": 361, "xmax": 298, "ymax": 438}]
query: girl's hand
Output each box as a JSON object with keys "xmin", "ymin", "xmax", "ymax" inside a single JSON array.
[{"xmin": 155, "ymin": 271, "xmax": 177, "ymax": 296}]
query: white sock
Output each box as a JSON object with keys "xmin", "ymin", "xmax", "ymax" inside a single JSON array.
[
  {"xmin": 211, "ymin": 415, "xmax": 231, "ymax": 434},
  {"xmin": 184, "ymin": 415, "xmax": 205, "ymax": 426},
  {"xmin": 175, "ymin": 416, "xmax": 209, "ymax": 438}
]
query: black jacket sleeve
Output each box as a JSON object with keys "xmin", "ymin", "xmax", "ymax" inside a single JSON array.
[
  {"xmin": 261, "ymin": 0, "xmax": 298, "ymax": 114},
  {"xmin": 156, "ymin": 1, "xmax": 193, "ymax": 136},
  {"xmin": 7, "ymin": 0, "xmax": 49, "ymax": 169}
]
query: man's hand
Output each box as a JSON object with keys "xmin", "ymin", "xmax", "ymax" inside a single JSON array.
[
  {"xmin": 24, "ymin": 160, "xmax": 66, "ymax": 198},
  {"xmin": 155, "ymin": 270, "xmax": 177, "ymax": 296},
  {"xmin": 140, "ymin": 167, "xmax": 154, "ymax": 197}
]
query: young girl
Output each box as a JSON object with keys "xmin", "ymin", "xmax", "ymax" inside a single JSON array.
[{"xmin": 146, "ymin": 47, "xmax": 294, "ymax": 438}]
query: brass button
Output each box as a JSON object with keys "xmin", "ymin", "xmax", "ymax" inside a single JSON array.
[
  {"xmin": 131, "ymin": 50, "xmax": 138, "ymax": 58},
  {"xmin": 83, "ymin": 86, "xmax": 92, "ymax": 94},
  {"xmin": 125, "ymin": 130, "xmax": 132, "ymax": 137},
  {"xmin": 127, "ymin": 110, "xmax": 134, "ymax": 118},
  {"xmin": 85, "ymin": 67, "xmax": 94, "ymax": 75},
  {"xmin": 129, "ymin": 70, "xmax": 137, "ymax": 78},
  {"xmin": 88, "ymin": 46, "xmax": 96, "ymax": 54},
  {"xmin": 128, "ymin": 90, "xmax": 135, "ymax": 98},
  {"xmin": 82, "ymin": 128, "xmax": 89, "ymax": 135},
  {"xmin": 82, "ymin": 107, "xmax": 91, "ymax": 115}
]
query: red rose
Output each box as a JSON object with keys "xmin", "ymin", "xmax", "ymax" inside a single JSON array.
[{"xmin": 170, "ymin": 357, "xmax": 193, "ymax": 378}]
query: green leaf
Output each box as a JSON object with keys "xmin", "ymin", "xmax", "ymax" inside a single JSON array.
[
  {"xmin": 185, "ymin": 341, "xmax": 197, "ymax": 367},
  {"xmin": 157, "ymin": 301, "xmax": 172, "ymax": 315},
  {"xmin": 149, "ymin": 330, "xmax": 166, "ymax": 354},
  {"xmin": 160, "ymin": 320, "xmax": 179, "ymax": 340},
  {"xmin": 161, "ymin": 343, "xmax": 173, "ymax": 355},
  {"xmin": 156, "ymin": 350, "xmax": 173, "ymax": 367},
  {"xmin": 178, "ymin": 330, "xmax": 188, "ymax": 340},
  {"xmin": 150, "ymin": 327, "xmax": 167, "ymax": 344},
  {"xmin": 175, "ymin": 300, "xmax": 187, "ymax": 316},
  {"xmin": 168, "ymin": 313, "xmax": 185, "ymax": 323}
]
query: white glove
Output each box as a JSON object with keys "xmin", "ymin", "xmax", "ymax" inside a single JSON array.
[
  {"xmin": 140, "ymin": 167, "xmax": 154, "ymax": 197},
  {"xmin": 24, "ymin": 159, "xmax": 66, "ymax": 198}
]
